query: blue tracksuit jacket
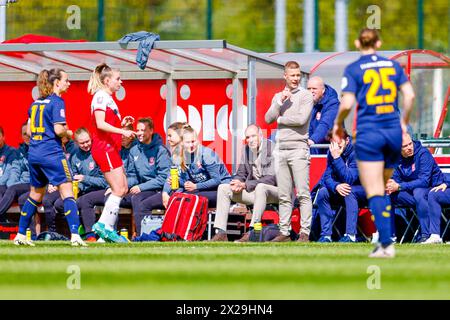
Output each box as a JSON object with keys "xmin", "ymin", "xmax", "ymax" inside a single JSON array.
[
  {"xmin": 309, "ymin": 84, "xmax": 340, "ymax": 144},
  {"xmin": 0, "ymin": 144, "xmax": 17, "ymax": 186},
  {"xmin": 178, "ymin": 146, "xmax": 231, "ymax": 191},
  {"xmin": 8, "ymin": 143, "xmax": 29, "ymax": 187},
  {"xmin": 129, "ymin": 133, "xmax": 172, "ymax": 191},
  {"xmin": 322, "ymin": 141, "xmax": 360, "ymax": 193},
  {"xmin": 392, "ymin": 140, "xmax": 445, "ymax": 191}
]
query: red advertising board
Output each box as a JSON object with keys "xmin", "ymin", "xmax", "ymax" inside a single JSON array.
[{"xmin": 1, "ymin": 78, "xmax": 447, "ymax": 190}]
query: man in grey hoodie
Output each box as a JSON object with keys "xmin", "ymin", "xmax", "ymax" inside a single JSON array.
[{"xmin": 265, "ymin": 61, "xmax": 314, "ymax": 242}]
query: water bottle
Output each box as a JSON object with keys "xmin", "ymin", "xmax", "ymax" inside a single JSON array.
[
  {"xmin": 120, "ymin": 228, "xmax": 129, "ymax": 240},
  {"xmin": 249, "ymin": 222, "xmax": 262, "ymax": 242},
  {"xmin": 170, "ymin": 166, "xmax": 179, "ymax": 190},
  {"xmin": 72, "ymin": 181, "xmax": 79, "ymax": 199}
]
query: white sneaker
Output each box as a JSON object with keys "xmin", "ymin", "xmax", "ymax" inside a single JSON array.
[
  {"xmin": 368, "ymin": 244, "xmax": 395, "ymax": 258},
  {"xmin": 71, "ymin": 234, "xmax": 87, "ymax": 247},
  {"xmin": 13, "ymin": 233, "xmax": 35, "ymax": 247},
  {"xmin": 422, "ymin": 234, "xmax": 443, "ymax": 244},
  {"xmin": 371, "ymin": 232, "xmax": 379, "ymax": 244}
]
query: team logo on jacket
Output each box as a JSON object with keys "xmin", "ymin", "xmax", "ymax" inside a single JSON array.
[
  {"xmin": 149, "ymin": 157, "xmax": 155, "ymax": 166},
  {"xmin": 316, "ymin": 112, "xmax": 321, "ymax": 120},
  {"xmin": 89, "ymin": 161, "xmax": 95, "ymax": 170},
  {"xmin": 60, "ymin": 109, "xmax": 65, "ymax": 118},
  {"xmin": 411, "ymin": 163, "xmax": 415, "ymax": 172},
  {"xmin": 0, "ymin": 155, "xmax": 5, "ymax": 165}
]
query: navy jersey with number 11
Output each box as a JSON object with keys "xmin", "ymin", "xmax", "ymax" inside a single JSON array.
[
  {"xmin": 341, "ymin": 54, "xmax": 408, "ymax": 131},
  {"xmin": 28, "ymin": 93, "xmax": 67, "ymax": 159}
]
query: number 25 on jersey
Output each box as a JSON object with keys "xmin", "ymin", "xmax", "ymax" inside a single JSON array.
[{"xmin": 363, "ymin": 67, "xmax": 397, "ymax": 113}]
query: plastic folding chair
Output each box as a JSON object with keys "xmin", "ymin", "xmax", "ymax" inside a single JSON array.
[
  {"xmin": 397, "ymin": 207, "xmax": 420, "ymax": 244},
  {"xmin": 441, "ymin": 207, "xmax": 450, "ymax": 240},
  {"xmin": 311, "ymin": 190, "xmax": 345, "ymax": 239}
]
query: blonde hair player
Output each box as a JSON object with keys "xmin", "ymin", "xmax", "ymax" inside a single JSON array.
[{"xmin": 88, "ymin": 63, "xmax": 135, "ymax": 243}]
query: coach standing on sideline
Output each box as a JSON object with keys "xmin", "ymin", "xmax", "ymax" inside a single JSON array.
[{"xmin": 265, "ymin": 61, "xmax": 314, "ymax": 242}]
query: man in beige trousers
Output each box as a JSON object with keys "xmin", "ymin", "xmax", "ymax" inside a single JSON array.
[
  {"xmin": 265, "ymin": 61, "xmax": 314, "ymax": 242},
  {"xmin": 210, "ymin": 124, "xmax": 278, "ymax": 242}
]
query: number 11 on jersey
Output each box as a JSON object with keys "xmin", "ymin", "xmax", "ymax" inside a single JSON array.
[{"xmin": 30, "ymin": 104, "xmax": 46, "ymax": 139}]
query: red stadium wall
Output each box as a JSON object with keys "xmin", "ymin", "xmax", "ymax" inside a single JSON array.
[
  {"xmin": 1, "ymin": 81, "xmax": 36, "ymax": 143},
  {"xmin": 1, "ymin": 79, "xmax": 446, "ymax": 191},
  {"xmin": 255, "ymin": 78, "xmax": 285, "ymax": 139},
  {"xmin": 171, "ymin": 79, "xmax": 241, "ymax": 168},
  {"xmin": 0, "ymin": 80, "xmax": 166, "ymax": 146},
  {"xmin": 0, "ymin": 78, "xmax": 244, "ymax": 173}
]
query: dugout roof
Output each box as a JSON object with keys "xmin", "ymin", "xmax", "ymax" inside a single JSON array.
[
  {"xmin": 0, "ymin": 34, "xmax": 288, "ymax": 82},
  {"xmin": 0, "ymin": 35, "xmax": 291, "ymax": 170}
]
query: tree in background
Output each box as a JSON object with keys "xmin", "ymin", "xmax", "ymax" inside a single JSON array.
[{"xmin": 5, "ymin": 0, "xmax": 448, "ymax": 53}]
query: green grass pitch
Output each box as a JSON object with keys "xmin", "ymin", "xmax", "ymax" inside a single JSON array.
[{"xmin": 1, "ymin": 241, "xmax": 449, "ymax": 300}]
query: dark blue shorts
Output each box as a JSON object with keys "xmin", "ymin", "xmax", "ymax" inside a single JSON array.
[
  {"xmin": 29, "ymin": 154, "xmax": 73, "ymax": 188},
  {"xmin": 355, "ymin": 127, "xmax": 402, "ymax": 169}
]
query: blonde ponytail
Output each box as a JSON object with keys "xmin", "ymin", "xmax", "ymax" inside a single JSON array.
[
  {"xmin": 88, "ymin": 64, "xmax": 106, "ymax": 95},
  {"xmin": 88, "ymin": 63, "xmax": 119, "ymax": 95}
]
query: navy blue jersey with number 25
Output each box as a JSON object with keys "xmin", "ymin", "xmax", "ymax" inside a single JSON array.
[{"xmin": 341, "ymin": 54, "xmax": 408, "ymax": 131}]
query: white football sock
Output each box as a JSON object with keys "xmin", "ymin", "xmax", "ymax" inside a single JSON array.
[{"xmin": 98, "ymin": 194, "xmax": 122, "ymax": 230}]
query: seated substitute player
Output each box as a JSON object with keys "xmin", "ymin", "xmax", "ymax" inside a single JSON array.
[
  {"xmin": 13, "ymin": 68, "xmax": 86, "ymax": 246},
  {"xmin": 315, "ymin": 130, "xmax": 366, "ymax": 243},
  {"xmin": 0, "ymin": 126, "xmax": 18, "ymax": 200},
  {"xmin": 427, "ymin": 175, "xmax": 450, "ymax": 244},
  {"xmin": 89, "ymin": 64, "xmax": 136, "ymax": 243},
  {"xmin": 165, "ymin": 125, "xmax": 231, "ymax": 209},
  {"xmin": 386, "ymin": 133, "xmax": 446, "ymax": 243},
  {"xmin": 0, "ymin": 123, "xmax": 30, "ymax": 222},
  {"xmin": 125, "ymin": 118, "xmax": 171, "ymax": 236}
]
